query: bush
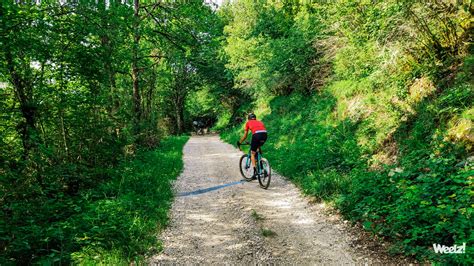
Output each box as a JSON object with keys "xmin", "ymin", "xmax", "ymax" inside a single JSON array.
[
  {"xmin": 220, "ymin": 67, "xmax": 473, "ymax": 263},
  {"xmin": 0, "ymin": 136, "xmax": 188, "ymax": 264}
]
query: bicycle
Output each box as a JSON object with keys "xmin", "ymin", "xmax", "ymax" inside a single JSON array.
[{"xmin": 237, "ymin": 141, "xmax": 271, "ymax": 189}]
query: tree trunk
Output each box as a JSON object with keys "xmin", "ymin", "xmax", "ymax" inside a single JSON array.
[
  {"xmin": 145, "ymin": 78, "xmax": 154, "ymax": 122},
  {"xmin": 132, "ymin": 0, "xmax": 141, "ymax": 133},
  {"xmin": 144, "ymin": 65, "xmax": 157, "ymax": 123},
  {"xmin": 4, "ymin": 48, "xmax": 45, "ymax": 190},
  {"xmin": 5, "ymin": 50, "xmax": 37, "ymax": 159},
  {"xmin": 60, "ymin": 111, "xmax": 69, "ymax": 157},
  {"xmin": 175, "ymin": 104, "xmax": 182, "ymax": 134},
  {"xmin": 173, "ymin": 85, "xmax": 185, "ymax": 134},
  {"xmin": 101, "ymin": 34, "xmax": 119, "ymax": 115}
]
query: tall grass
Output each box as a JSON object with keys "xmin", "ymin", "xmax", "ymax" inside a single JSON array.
[
  {"xmin": 1, "ymin": 136, "xmax": 189, "ymax": 264},
  {"xmin": 71, "ymin": 136, "xmax": 189, "ymax": 264},
  {"xmin": 220, "ymin": 57, "xmax": 473, "ymax": 264}
]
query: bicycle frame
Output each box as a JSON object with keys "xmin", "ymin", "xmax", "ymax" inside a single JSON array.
[
  {"xmin": 238, "ymin": 141, "xmax": 271, "ymax": 189},
  {"xmin": 243, "ymin": 146, "xmax": 262, "ymax": 175}
]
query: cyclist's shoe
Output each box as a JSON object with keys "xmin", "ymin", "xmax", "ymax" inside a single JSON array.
[
  {"xmin": 245, "ymin": 174, "xmax": 257, "ymax": 182},
  {"xmin": 248, "ymin": 168, "xmax": 257, "ymax": 180}
]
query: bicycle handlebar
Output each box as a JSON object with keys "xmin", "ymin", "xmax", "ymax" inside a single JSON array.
[
  {"xmin": 237, "ymin": 141, "xmax": 263, "ymax": 154},
  {"xmin": 237, "ymin": 141, "xmax": 250, "ymax": 151}
]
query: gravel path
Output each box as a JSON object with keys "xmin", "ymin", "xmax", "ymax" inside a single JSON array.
[{"xmin": 149, "ymin": 135, "xmax": 399, "ymax": 265}]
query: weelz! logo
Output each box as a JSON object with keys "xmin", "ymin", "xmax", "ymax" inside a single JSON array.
[{"xmin": 433, "ymin": 243, "xmax": 466, "ymax": 254}]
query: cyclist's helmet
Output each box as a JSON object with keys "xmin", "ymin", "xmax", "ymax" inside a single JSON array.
[{"xmin": 248, "ymin": 113, "xmax": 256, "ymax": 120}]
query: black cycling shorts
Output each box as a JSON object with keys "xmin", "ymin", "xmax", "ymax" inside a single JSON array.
[{"xmin": 251, "ymin": 132, "xmax": 267, "ymax": 152}]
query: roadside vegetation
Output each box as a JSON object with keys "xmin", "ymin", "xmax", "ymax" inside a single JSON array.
[
  {"xmin": 217, "ymin": 1, "xmax": 473, "ymax": 264},
  {"xmin": 1, "ymin": 135, "xmax": 188, "ymax": 264},
  {"xmin": 0, "ymin": 1, "xmax": 218, "ymax": 264},
  {"xmin": 1, "ymin": 0, "xmax": 472, "ymax": 264}
]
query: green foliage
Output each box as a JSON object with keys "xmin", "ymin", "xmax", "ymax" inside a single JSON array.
[
  {"xmin": 260, "ymin": 228, "xmax": 277, "ymax": 238},
  {"xmin": 223, "ymin": 0, "xmax": 325, "ymax": 96},
  {"xmin": 1, "ymin": 136, "xmax": 188, "ymax": 264},
  {"xmin": 0, "ymin": 1, "xmax": 218, "ymax": 263},
  {"xmin": 185, "ymin": 85, "xmax": 221, "ymax": 124},
  {"xmin": 222, "ymin": 93, "xmax": 357, "ymax": 200},
  {"xmin": 1, "ymin": 0, "xmax": 473, "ymax": 264},
  {"xmin": 250, "ymin": 209, "xmax": 264, "ymax": 222},
  {"xmin": 222, "ymin": 80, "xmax": 472, "ymax": 264},
  {"xmin": 219, "ymin": 1, "xmax": 473, "ymax": 263},
  {"xmin": 339, "ymin": 144, "xmax": 473, "ymax": 264}
]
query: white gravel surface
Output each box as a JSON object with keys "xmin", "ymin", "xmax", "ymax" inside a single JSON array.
[{"xmin": 149, "ymin": 135, "xmax": 401, "ymax": 265}]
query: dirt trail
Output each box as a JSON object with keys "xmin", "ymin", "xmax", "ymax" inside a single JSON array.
[{"xmin": 149, "ymin": 135, "xmax": 397, "ymax": 264}]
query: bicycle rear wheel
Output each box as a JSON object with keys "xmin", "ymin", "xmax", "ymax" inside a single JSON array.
[
  {"xmin": 258, "ymin": 158, "xmax": 271, "ymax": 189},
  {"xmin": 239, "ymin": 154, "xmax": 253, "ymax": 181}
]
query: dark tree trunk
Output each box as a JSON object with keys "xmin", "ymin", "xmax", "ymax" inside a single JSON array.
[
  {"xmin": 101, "ymin": 35, "xmax": 119, "ymax": 115},
  {"xmin": 145, "ymin": 73, "xmax": 155, "ymax": 122},
  {"xmin": 175, "ymin": 95, "xmax": 184, "ymax": 134},
  {"xmin": 5, "ymin": 50, "xmax": 37, "ymax": 159},
  {"xmin": 132, "ymin": 0, "xmax": 141, "ymax": 133},
  {"xmin": 5, "ymin": 48, "xmax": 45, "ymax": 190},
  {"xmin": 172, "ymin": 77, "xmax": 186, "ymax": 135}
]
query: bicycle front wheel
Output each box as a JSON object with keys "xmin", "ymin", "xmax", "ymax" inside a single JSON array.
[
  {"xmin": 258, "ymin": 158, "xmax": 271, "ymax": 189},
  {"xmin": 239, "ymin": 154, "xmax": 253, "ymax": 181}
]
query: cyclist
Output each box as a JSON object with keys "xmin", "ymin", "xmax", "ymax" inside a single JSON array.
[{"xmin": 237, "ymin": 113, "xmax": 267, "ymax": 179}]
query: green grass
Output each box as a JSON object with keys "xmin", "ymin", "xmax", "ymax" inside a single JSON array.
[
  {"xmin": 260, "ymin": 228, "xmax": 277, "ymax": 238},
  {"xmin": 1, "ymin": 136, "xmax": 189, "ymax": 264},
  {"xmin": 251, "ymin": 209, "xmax": 265, "ymax": 222},
  {"xmin": 220, "ymin": 57, "xmax": 473, "ymax": 264},
  {"xmin": 221, "ymin": 92, "xmax": 355, "ymax": 201},
  {"xmin": 70, "ymin": 136, "xmax": 189, "ymax": 264}
]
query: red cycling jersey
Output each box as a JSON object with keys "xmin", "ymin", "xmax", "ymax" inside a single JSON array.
[{"xmin": 245, "ymin": 120, "xmax": 266, "ymax": 134}]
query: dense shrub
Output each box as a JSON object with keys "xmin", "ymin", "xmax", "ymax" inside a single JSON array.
[
  {"xmin": 220, "ymin": 49, "xmax": 473, "ymax": 262},
  {"xmin": 1, "ymin": 136, "xmax": 188, "ymax": 264}
]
